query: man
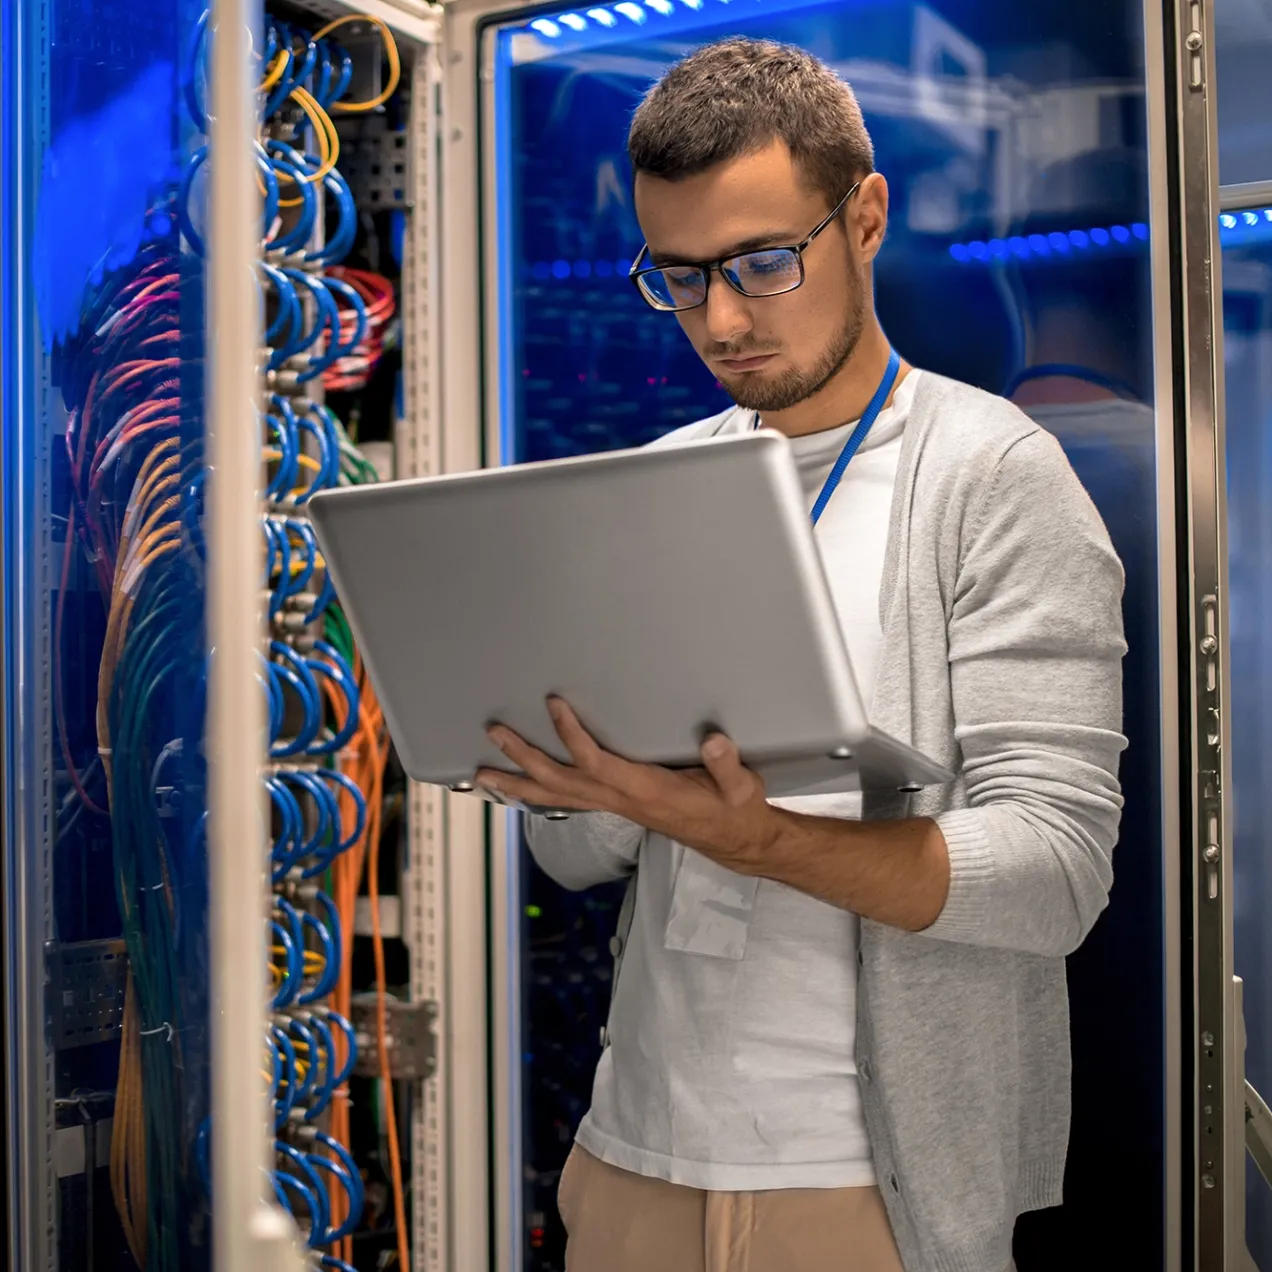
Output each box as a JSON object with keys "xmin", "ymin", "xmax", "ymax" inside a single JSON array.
[{"xmin": 476, "ymin": 37, "xmax": 1127, "ymax": 1272}]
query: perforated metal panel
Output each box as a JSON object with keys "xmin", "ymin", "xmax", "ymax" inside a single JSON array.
[
  {"xmin": 396, "ymin": 43, "xmax": 449, "ymax": 1272},
  {"xmin": 45, "ymin": 941, "xmax": 128, "ymax": 1050},
  {"xmin": 337, "ymin": 106, "xmax": 413, "ymax": 209}
]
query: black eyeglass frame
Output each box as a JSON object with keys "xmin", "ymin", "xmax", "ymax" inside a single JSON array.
[{"xmin": 627, "ymin": 181, "xmax": 862, "ymax": 313}]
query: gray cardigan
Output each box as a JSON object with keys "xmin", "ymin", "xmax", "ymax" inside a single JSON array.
[{"xmin": 525, "ymin": 371, "xmax": 1127, "ymax": 1272}]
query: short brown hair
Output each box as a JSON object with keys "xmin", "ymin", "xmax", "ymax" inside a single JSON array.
[{"xmin": 627, "ymin": 37, "xmax": 874, "ymax": 207}]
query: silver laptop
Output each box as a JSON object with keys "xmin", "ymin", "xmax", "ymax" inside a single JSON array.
[{"xmin": 307, "ymin": 431, "xmax": 951, "ymax": 814}]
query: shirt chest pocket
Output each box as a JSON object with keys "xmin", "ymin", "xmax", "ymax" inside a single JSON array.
[{"xmin": 662, "ymin": 841, "xmax": 759, "ymax": 960}]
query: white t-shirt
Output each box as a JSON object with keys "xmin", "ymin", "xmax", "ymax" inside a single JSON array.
[{"xmin": 574, "ymin": 370, "xmax": 920, "ymax": 1191}]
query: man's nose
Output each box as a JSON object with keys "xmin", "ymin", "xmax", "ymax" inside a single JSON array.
[{"xmin": 702, "ymin": 273, "xmax": 753, "ymax": 346}]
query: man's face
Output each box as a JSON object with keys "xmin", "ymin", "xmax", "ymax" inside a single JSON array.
[{"xmin": 633, "ymin": 139, "xmax": 876, "ymax": 414}]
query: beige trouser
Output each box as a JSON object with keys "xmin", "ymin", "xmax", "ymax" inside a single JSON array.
[{"xmin": 558, "ymin": 1145, "xmax": 908, "ymax": 1272}]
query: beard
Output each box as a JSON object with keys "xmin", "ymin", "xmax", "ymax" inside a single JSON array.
[{"xmin": 714, "ymin": 278, "xmax": 866, "ymax": 413}]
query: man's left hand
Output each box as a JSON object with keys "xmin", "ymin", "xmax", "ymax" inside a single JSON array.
[{"xmin": 475, "ymin": 697, "xmax": 781, "ymax": 873}]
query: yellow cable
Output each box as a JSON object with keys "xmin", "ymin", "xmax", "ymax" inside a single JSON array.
[
  {"xmin": 264, "ymin": 448, "xmax": 322, "ymax": 472},
  {"xmin": 276, "ymin": 87, "xmax": 339, "ymax": 206},
  {"xmin": 262, "ymin": 448, "xmax": 324, "ymax": 501},
  {"xmin": 110, "ymin": 978, "xmax": 147, "ymax": 1268},
  {"xmin": 261, "ymin": 47, "xmax": 291, "ymax": 92},
  {"xmin": 311, "ymin": 14, "xmax": 401, "ymax": 112}
]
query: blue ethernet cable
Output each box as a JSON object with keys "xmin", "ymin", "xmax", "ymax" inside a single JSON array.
[
  {"xmin": 277, "ymin": 268, "xmax": 338, "ymax": 364},
  {"xmin": 267, "ymin": 660, "xmax": 322, "ymax": 758},
  {"xmin": 305, "ymin": 168, "xmax": 357, "ymax": 265},
  {"xmin": 293, "ymin": 912, "xmax": 338, "ymax": 1006},
  {"xmin": 313, "ymin": 41, "xmax": 335, "ymax": 105},
  {"xmin": 276, "ymin": 1139, "xmax": 330, "ymax": 1243},
  {"xmin": 290, "ymin": 419, "xmax": 336, "ymax": 501},
  {"xmin": 261, "ymin": 262, "xmax": 301, "ymax": 355},
  {"xmin": 307, "ymin": 1151, "xmax": 361, "ymax": 1244},
  {"xmin": 284, "ymin": 1015, "xmax": 321, "ymax": 1101},
  {"xmin": 266, "ymin": 776, "xmax": 303, "ymax": 868},
  {"xmin": 298, "ymin": 274, "xmax": 367, "ymax": 382},
  {"xmin": 302, "ymin": 570, "xmax": 337, "ymax": 625},
  {"xmin": 278, "ymin": 523, "xmax": 319, "ymax": 599},
  {"xmin": 272, "ymin": 1025, "xmax": 302, "ymax": 1125},
  {"xmin": 302, "ymin": 1011, "xmax": 339, "ymax": 1119},
  {"xmin": 263, "ymin": 143, "xmax": 318, "ymax": 251},
  {"xmin": 270, "ymin": 770, "xmax": 336, "ymax": 876},
  {"xmin": 178, "ymin": 145, "xmax": 279, "ymax": 256},
  {"xmin": 314, "ymin": 1129, "xmax": 364, "ymax": 1216},
  {"xmin": 297, "ymin": 891, "xmax": 341, "ymax": 1003},
  {"xmin": 270, "ymin": 917, "xmax": 301, "ymax": 1009},
  {"xmin": 265, "ymin": 412, "xmax": 299, "ymax": 502},
  {"xmin": 274, "ymin": 1167, "xmax": 325, "ymax": 1246},
  {"xmin": 324, "ymin": 1011, "xmax": 358, "ymax": 1087},
  {"xmin": 306, "ymin": 640, "xmax": 359, "ymax": 753},
  {"xmin": 310, "ymin": 769, "xmax": 366, "ymax": 859}
]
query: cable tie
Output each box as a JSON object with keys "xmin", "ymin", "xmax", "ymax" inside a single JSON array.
[{"xmin": 141, "ymin": 1021, "xmax": 175, "ymax": 1042}]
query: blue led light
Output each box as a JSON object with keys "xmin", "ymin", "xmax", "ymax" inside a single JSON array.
[
  {"xmin": 573, "ymin": 260, "xmax": 592, "ymax": 278},
  {"xmin": 516, "ymin": 0, "xmax": 826, "ymax": 50},
  {"xmin": 551, "ymin": 259, "xmax": 571, "ymax": 279},
  {"xmin": 595, "ymin": 259, "xmax": 614, "ymax": 278},
  {"xmin": 949, "ymin": 217, "xmax": 1151, "ymax": 265},
  {"xmin": 949, "ymin": 208, "xmax": 1272, "ymax": 266},
  {"xmin": 1215, "ymin": 204, "xmax": 1272, "ymax": 245}
]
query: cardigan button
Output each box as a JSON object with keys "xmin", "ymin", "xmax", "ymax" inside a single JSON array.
[
  {"xmin": 889, "ymin": 1173, "xmax": 901, "ymax": 1194},
  {"xmin": 859, "ymin": 1058, "xmax": 873, "ymax": 1083},
  {"xmin": 609, "ymin": 936, "xmax": 623, "ymax": 958}
]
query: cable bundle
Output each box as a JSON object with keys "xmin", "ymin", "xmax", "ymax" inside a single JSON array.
[
  {"xmin": 322, "ymin": 267, "xmax": 396, "ymax": 392},
  {"xmin": 248, "ymin": 12, "xmax": 410, "ymax": 1270},
  {"xmin": 53, "ymin": 226, "xmax": 205, "ymax": 1272}
]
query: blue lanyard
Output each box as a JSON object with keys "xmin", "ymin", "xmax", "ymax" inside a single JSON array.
[{"xmin": 756, "ymin": 347, "xmax": 902, "ymax": 526}]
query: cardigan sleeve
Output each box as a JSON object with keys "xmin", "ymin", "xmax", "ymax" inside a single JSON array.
[{"xmin": 921, "ymin": 428, "xmax": 1128, "ymax": 957}]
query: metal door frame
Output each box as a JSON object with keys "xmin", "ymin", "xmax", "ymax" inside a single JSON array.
[
  {"xmin": 1160, "ymin": 0, "xmax": 1242, "ymax": 1266},
  {"xmin": 437, "ymin": 3, "xmax": 1224, "ymax": 1270}
]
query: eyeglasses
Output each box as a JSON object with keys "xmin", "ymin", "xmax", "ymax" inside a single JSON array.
[{"xmin": 628, "ymin": 182, "xmax": 861, "ymax": 314}]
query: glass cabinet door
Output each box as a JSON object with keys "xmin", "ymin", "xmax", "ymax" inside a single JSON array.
[
  {"xmin": 1220, "ymin": 210, "xmax": 1272, "ymax": 1270},
  {"xmin": 477, "ymin": 2, "xmax": 1167, "ymax": 1267},
  {"xmin": 3, "ymin": 3, "xmax": 244, "ymax": 1269}
]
